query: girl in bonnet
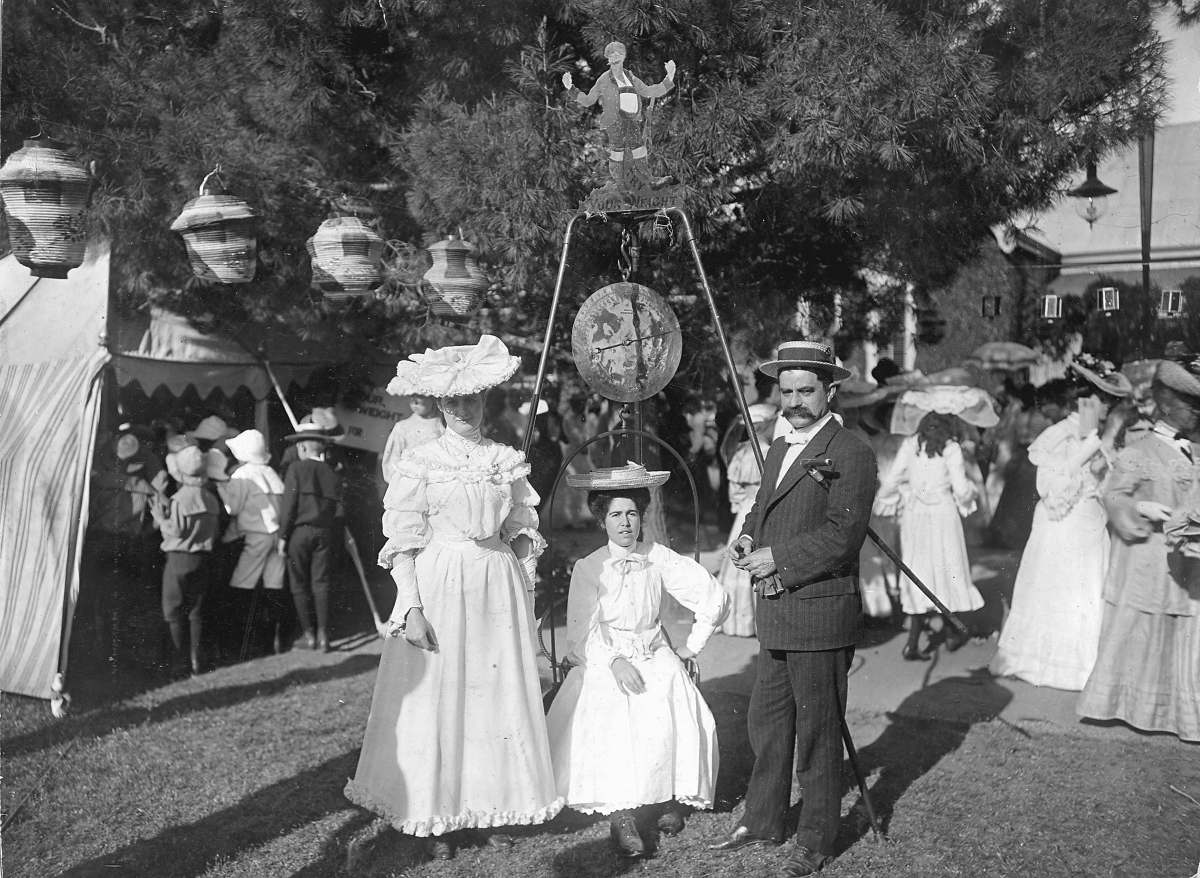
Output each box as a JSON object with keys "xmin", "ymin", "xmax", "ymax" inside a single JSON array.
[
  {"xmin": 345, "ymin": 335, "xmax": 562, "ymax": 860},
  {"xmin": 546, "ymin": 463, "xmax": 728, "ymax": 858}
]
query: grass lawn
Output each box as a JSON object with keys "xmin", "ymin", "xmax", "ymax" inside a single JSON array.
[{"xmin": 3, "ymin": 633, "xmax": 1199, "ymax": 878}]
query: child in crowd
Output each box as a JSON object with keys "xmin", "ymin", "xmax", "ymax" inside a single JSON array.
[
  {"xmin": 873, "ymin": 411, "xmax": 984, "ymax": 660},
  {"xmin": 278, "ymin": 419, "xmax": 343, "ymax": 651},
  {"xmin": 546, "ymin": 463, "xmax": 728, "ymax": 858},
  {"xmin": 715, "ymin": 403, "xmax": 778, "ymax": 636},
  {"xmin": 150, "ymin": 442, "xmax": 221, "ymax": 676},
  {"xmin": 220, "ymin": 429, "xmax": 287, "ymax": 655},
  {"xmin": 381, "ymin": 394, "xmax": 444, "ymax": 485}
]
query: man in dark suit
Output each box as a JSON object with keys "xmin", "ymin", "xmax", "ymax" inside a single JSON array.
[{"xmin": 709, "ymin": 339, "xmax": 877, "ymax": 876}]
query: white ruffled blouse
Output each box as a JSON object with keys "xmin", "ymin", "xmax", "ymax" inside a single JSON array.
[
  {"xmin": 378, "ymin": 430, "xmax": 546, "ymax": 610},
  {"xmin": 1026, "ymin": 413, "xmax": 1106, "ymax": 521},
  {"xmin": 564, "ymin": 541, "xmax": 729, "ymax": 668}
]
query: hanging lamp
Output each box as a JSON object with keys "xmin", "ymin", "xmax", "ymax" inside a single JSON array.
[
  {"xmin": 307, "ymin": 196, "xmax": 385, "ymax": 304},
  {"xmin": 170, "ymin": 168, "xmax": 258, "ymax": 283},
  {"xmin": 0, "ymin": 137, "xmax": 91, "ymax": 278},
  {"xmin": 422, "ymin": 233, "xmax": 488, "ymax": 319}
]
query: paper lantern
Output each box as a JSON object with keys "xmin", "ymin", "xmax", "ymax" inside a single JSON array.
[
  {"xmin": 422, "ymin": 234, "xmax": 488, "ymax": 319},
  {"xmin": 307, "ymin": 204, "xmax": 385, "ymax": 304},
  {"xmin": 981, "ymin": 295, "xmax": 1001, "ymax": 318},
  {"xmin": 170, "ymin": 173, "xmax": 258, "ymax": 284},
  {"xmin": 0, "ymin": 138, "xmax": 90, "ymax": 278},
  {"xmin": 1160, "ymin": 289, "xmax": 1183, "ymax": 318},
  {"xmin": 1041, "ymin": 294, "xmax": 1062, "ymax": 321}
]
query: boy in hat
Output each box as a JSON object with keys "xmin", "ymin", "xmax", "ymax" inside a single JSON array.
[
  {"xmin": 149, "ymin": 443, "xmax": 221, "ymax": 676},
  {"xmin": 220, "ymin": 429, "xmax": 287, "ymax": 654},
  {"xmin": 278, "ymin": 418, "xmax": 344, "ymax": 651}
]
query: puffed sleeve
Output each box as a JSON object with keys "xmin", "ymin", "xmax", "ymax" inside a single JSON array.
[
  {"xmin": 499, "ymin": 454, "xmax": 548, "ymax": 588},
  {"xmin": 1030, "ymin": 426, "xmax": 1102, "ymax": 521},
  {"xmin": 655, "ymin": 547, "xmax": 729, "ymax": 655},
  {"xmin": 564, "ymin": 556, "xmax": 617, "ymax": 668},
  {"xmin": 725, "ymin": 444, "xmax": 761, "ymax": 513},
  {"xmin": 873, "ymin": 437, "xmax": 912, "ymax": 517},
  {"xmin": 944, "ymin": 442, "xmax": 978, "ymax": 518},
  {"xmin": 1103, "ymin": 447, "xmax": 1156, "ymax": 542},
  {"xmin": 377, "ymin": 456, "xmax": 431, "ymax": 570}
]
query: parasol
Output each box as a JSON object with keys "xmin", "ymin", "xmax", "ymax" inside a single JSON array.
[{"xmin": 965, "ymin": 341, "xmax": 1039, "ymax": 372}]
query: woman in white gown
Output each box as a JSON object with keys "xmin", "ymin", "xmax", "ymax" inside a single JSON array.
[
  {"xmin": 715, "ymin": 403, "xmax": 777, "ymax": 636},
  {"xmin": 874, "ymin": 411, "xmax": 984, "ymax": 659},
  {"xmin": 546, "ymin": 464, "xmax": 728, "ymax": 858},
  {"xmin": 990, "ymin": 357, "xmax": 1131, "ymax": 690},
  {"xmin": 345, "ymin": 336, "xmax": 563, "ymax": 859}
]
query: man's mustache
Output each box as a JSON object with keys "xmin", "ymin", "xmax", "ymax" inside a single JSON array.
[{"xmin": 784, "ymin": 406, "xmax": 813, "ymax": 417}]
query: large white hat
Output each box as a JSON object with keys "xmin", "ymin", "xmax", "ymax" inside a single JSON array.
[
  {"xmin": 387, "ymin": 334, "xmax": 520, "ymax": 398},
  {"xmin": 227, "ymin": 429, "xmax": 271, "ymax": 465},
  {"xmin": 1157, "ymin": 357, "xmax": 1200, "ymax": 399},
  {"xmin": 566, "ymin": 461, "xmax": 669, "ymax": 490},
  {"xmin": 758, "ymin": 339, "xmax": 851, "ymax": 383}
]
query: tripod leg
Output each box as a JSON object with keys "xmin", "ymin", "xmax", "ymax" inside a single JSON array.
[{"xmin": 840, "ymin": 715, "xmax": 884, "ymax": 842}]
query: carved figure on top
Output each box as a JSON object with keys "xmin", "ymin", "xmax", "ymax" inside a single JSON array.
[{"xmin": 563, "ymin": 41, "xmax": 678, "ymax": 208}]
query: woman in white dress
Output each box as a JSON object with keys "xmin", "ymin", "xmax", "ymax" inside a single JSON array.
[
  {"xmin": 546, "ymin": 464, "xmax": 728, "ymax": 858},
  {"xmin": 874, "ymin": 411, "xmax": 984, "ymax": 659},
  {"xmin": 345, "ymin": 335, "xmax": 563, "ymax": 859},
  {"xmin": 990, "ymin": 357, "xmax": 1132, "ymax": 690},
  {"xmin": 715, "ymin": 403, "xmax": 777, "ymax": 636}
]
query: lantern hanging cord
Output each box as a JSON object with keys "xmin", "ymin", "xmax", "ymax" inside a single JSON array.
[{"xmin": 200, "ymin": 164, "xmax": 223, "ymax": 194}]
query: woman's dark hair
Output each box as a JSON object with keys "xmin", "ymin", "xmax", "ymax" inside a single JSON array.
[
  {"xmin": 916, "ymin": 412, "xmax": 959, "ymax": 457},
  {"xmin": 1035, "ymin": 378, "xmax": 1074, "ymax": 412},
  {"xmin": 587, "ymin": 488, "xmax": 651, "ymax": 521}
]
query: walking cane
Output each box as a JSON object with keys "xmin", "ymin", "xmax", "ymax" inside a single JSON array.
[
  {"xmin": 345, "ymin": 527, "xmax": 388, "ymax": 637},
  {"xmin": 239, "ymin": 582, "xmax": 263, "ymax": 662}
]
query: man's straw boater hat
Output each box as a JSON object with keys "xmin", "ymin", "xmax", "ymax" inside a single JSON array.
[
  {"xmin": 758, "ymin": 339, "xmax": 852, "ymax": 383},
  {"xmin": 566, "ymin": 461, "xmax": 670, "ymax": 490},
  {"xmin": 1156, "ymin": 354, "xmax": 1200, "ymax": 399}
]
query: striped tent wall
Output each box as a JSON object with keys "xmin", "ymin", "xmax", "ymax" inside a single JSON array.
[{"xmin": 0, "ymin": 351, "xmax": 107, "ymax": 699}]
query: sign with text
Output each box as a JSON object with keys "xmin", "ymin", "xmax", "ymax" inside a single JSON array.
[{"xmin": 336, "ymin": 390, "xmax": 409, "ymax": 453}]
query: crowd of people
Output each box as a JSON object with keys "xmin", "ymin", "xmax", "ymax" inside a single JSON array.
[
  {"xmin": 81, "ymin": 331, "xmax": 1200, "ymax": 875},
  {"xmin": 84, "ymin": 408, "xmax": 349, "ymax": 677}
]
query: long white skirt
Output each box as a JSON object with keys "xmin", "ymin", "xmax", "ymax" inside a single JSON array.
[
  {"xmin": 989, "ymin": 500, "xmax": 1107, "ymax": 690},
  {"xmin": 898, "ymin": 497, "xmax": 984, "ymax": 615},
  {"xmin": 546, "ymin": 647, "xmax": 718, "ymax": 814},
  {"xmin": 716, "ymin": 508, "xmax": 755, "ymax": 636},
  {"xmin": 345, "ymin": 536, "xmax": 563, "ymax": 835}
]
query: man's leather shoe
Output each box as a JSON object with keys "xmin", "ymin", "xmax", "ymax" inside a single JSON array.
[
  {"xmin": 901, "ymin": 644, "xmax": 930, "ymax": 662},
  {"xmin": 656, "ymin": 806, "xmax": 685, "ymax": 836},
  {"xmin": 782, "ymin": 845, "xmax": 827, "ymax": 876},
  {"xmin": 609, "ymin": 812, "xmax": 645, "ymax": 858},
  {"xmin": 708, "ymin": 825, "xmax": 778, "ymax": 852}
]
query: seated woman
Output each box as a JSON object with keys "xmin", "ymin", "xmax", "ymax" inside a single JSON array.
[{"xmin": 546, "ymin": 463, "xmax": 728, "ymax": 858}]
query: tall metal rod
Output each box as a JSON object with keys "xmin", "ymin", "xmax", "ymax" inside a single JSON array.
[
  {"xmin": 671, "ymin": 208, "xmax": 765, "ymax": 472},
  {"xmin": 522, "ymin": 211, "xmax": 583, "ymax": 455}
]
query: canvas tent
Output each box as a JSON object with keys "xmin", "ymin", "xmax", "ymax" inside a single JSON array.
[{"xmin": 0, "ymin": 242, "xmax": 346, "ymax": 705}]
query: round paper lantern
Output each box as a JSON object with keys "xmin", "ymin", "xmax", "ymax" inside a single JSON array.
[
  {"xmin": 307, "ymin": 206, "xmax": 385, "ymax": 304},
  {"xmin": 0, "ymin": 138, "xmax": 91, "ymax": 278},
  {"xmin": 422, "ymin": 234, "xmax": 488, "ymax": 319},
  {"xmin": 169, "ymin": 174, "xmax": 258, "ymax": 284}
]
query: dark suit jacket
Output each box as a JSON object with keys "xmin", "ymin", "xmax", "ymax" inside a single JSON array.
[{"xmin": 741, "ymin": 418, "xmax": 877, "ymax": 651}]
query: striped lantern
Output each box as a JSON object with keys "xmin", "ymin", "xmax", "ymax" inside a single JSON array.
[
  {"xmin": 422, "ymin": 234, "xmax": 488, "ymax": 319},
  {"xmin": 0, "ymin": 138, "xmax": 91, "ymax": 278},
  {"xmin": 169, "ymin": 173, "xmax": 258, "ymax": 284},
  {"xmin": 306, "ymin": 198, "xmax": 385, "ymax": 304}
]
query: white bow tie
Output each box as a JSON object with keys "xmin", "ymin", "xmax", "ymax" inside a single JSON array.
[{"xmin": 782, "ymin": 430, "xmax": 813, "ymax": 446}]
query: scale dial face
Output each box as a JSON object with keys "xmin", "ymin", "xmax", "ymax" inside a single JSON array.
[{"xmin": 571, "ymin": 282, "xmax": 682, "ymax": 403}]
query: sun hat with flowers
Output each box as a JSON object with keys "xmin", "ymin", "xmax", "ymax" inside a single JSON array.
[
  {"xmin": 387, "ymin": 334, "xmax": 520, "ymax": 398},
  {"xmin": 1069, "ymin": 352, "xmax": 1133, "ymax": 398}
]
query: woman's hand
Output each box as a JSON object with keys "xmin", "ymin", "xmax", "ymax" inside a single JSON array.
[
  {"xmin": 610, "ymin": 657, "xmax": 645, "ymax": 695},
  {"xmin": 403, "ymin": 608, "xmax": 439, "ymax": 652},
  {"xmin": 510, "ymin": 534, "xmax": 532, "ymax": 559}
]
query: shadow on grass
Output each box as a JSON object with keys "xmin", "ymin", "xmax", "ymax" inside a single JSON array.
[
  {"xmin": 2, "ymin": 654, "xmax": 380, "ymax": 759},
  {"xmin": 57, "ymin": 749, "xmax": 366, "ymax": 878},
  {"xmin": 834, "ymin": 667, "xmax": 1014, "ymax": 855}
]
